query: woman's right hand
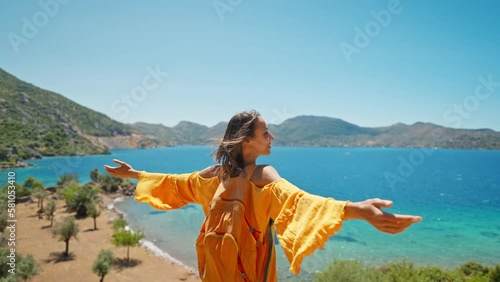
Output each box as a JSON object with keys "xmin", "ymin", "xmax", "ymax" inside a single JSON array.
[
  {"xmin": 344, "ymin": 198, "xmax": 422, "ymax": 234},
  {"xmin": 104, "ymin": 159, "xmax": 139, "ymax": 179}
]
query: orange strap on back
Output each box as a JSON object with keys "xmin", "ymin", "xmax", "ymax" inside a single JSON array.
[{"xmin": 245, "ymin": 165, "xmax": 257, "ymax": 181}]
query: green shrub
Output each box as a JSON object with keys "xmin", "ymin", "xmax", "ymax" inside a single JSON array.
[
  {"xmin": 97, "ymin": 174, "xmax": 123, "ymax": 193},
  {"xmin": 0, "ymin": 183, "xmax": 27, "ymax": 200},
  {"xmin": 377, "ymin": 260, "xmax": 417, "ymax": 281},
  {"xmin": 22, "ymin": 177, "xmax": 44, "ymax": 190},
  {"xmin": 57, "ymin": 173, "xmax": 79, "ymax": 188},
  {"xmin": 16, "ymin": 254, "xmax": 39, "ymax": 281},
  {"xmin": 314, "ymin": 260, "xmax": 498, "ymax": 282},
  {"xmin": 489, "ymin": 265, "xmax": 500, "ymax": 282},
  {"xmin": 0, "ymin": 248, "xmax": 39, "ymax": 281},
  {"xmin": 416, "ymin": 266, "xmax": 459, "ymax": 282},
  {"xmin": 460, "ymin": 261, "xmax": 490, "ymax": 277},
  {"xmin": 60, "ymin": 184, "xmax": 78, "ymax": 206},
  {"xmin": 60, "ymin": 183, "xmax": 101, "ymax": 217},
  {"xmin": 314, "ymin": 260, "xmax": 380, "ymax": 282}
]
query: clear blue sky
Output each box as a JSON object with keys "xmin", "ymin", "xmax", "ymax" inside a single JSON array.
[{"xmin": 1, "ymin": 0, "xmax": 499, "ymax": 130}]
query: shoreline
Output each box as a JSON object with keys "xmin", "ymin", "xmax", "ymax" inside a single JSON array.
[
  {"xmin": 108, "ymin": 195, "xmax": 199, "ymax": 276},
  {"xmin": 15, "ymin": 192, "xmax": 200, "ymax": 282},
  {"xmin": 0, "ymin": 161, "xmax": 36, "ymax": 170}
]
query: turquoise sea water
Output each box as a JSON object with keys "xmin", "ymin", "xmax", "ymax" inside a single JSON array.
[{"xmin": 3, "ymin": 147, "xmax": 499, "ymax": 280}]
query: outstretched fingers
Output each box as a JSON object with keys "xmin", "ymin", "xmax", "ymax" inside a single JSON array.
[
  {"xmin": 360, "ymin": 199, "xmax": 422, "ymax": 234},
  {"xmin": 376, "ymin": 224, "xmax": 410, "ymax": 234},
  {"xmin": 113, "ymin": 159, "xmax": 126, "ymax": 165},
  {"xmin": 104, "ymin": 165, "xmax": 118, "ymax": 176},
  {"xmin": 379, "ymin": 213, "xmax": 422, "ymax": 233},
  {"xmin": 370, "ymin": 198, "xmax": 394, "ymax": 209},
  {"xmin": 104, "ymin": 160, "xmax": 127, "ymax": 170},
  {"xmin": 103, "ymin": 159, "xmax": 137, "ymax": 179},
  {"xmin": 390, "ymin": 214, "xmax": 422, "ymax": 223},
  {"xmin": 104, "ymin": 159, "xmax": 124, "ymax": 174},
  {"xmin": 384, "ymin": 213, "xmax": 422, "ymax": 224}
]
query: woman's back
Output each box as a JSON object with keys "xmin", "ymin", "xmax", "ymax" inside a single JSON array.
[
  {"xmin": 197, "ymin": 164, "xmax": 275, "ymax": 281},
  {"xmin": 198, "ymin": 164, "xmax": 281, "ymax": 189}
]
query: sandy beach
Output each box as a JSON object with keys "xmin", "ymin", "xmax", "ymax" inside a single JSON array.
[{"xmin": 15, "ymin": 193, "xmax": 200, "ymax": 282}]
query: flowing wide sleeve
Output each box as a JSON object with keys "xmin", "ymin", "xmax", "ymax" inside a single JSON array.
[
  {"xmin": 268, "ymin": 179, "xmax": 348, "ymax": 275},
  {"xmin": 135, "ymin": 171, "xmax": 215, "ymax": 210}
]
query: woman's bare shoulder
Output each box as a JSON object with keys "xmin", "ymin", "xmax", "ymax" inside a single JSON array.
[
  {"xmin": 198, "ymin": 165, "xmax": 221, "ymax": 179},
  {"xmin": 251, "ymin": 165, "xmax": 281, "ymax": 188}
]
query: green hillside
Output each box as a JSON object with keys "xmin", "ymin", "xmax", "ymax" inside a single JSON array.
[
  {"xmin": 271, "ymin": 117, "xmax": 500, "ymax": 149},
  {"xmin": 131, "ymin": 121, "xmax": 226, "ymax": 146},
  {"xmin": 0, "ymin": 68, "xmax": 154, "ymax": 167}
]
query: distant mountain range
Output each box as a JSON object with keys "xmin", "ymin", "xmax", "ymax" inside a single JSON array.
[
  {"xmin": 130, "ymin": 116, "xmax": 500, "ymax": 149},
  {"xmin": 1, "ymin": 67, "xmax": 499, "ymax": 168}
]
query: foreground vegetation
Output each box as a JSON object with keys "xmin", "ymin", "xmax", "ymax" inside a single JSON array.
[
  {"xmin": 0, "ymin": 169, "xmax": 137, "ymax": 281},
  {"xmin": 2, "ymin": 169, "xmax": 498, "ymax": 281},
  {"xmin": 314, "ymin": 260, "xmax": 500, "ymax": 282}
]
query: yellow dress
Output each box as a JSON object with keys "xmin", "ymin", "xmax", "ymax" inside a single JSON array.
[{"xmin": 135, "ymin": 165, "xmax": 348, "ymax": 282}]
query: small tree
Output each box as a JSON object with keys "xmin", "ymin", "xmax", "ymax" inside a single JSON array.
[
  {"xmin": 23, "ymin": 176, "xmax": 44, "ymax": 190},
  {"xmin": 112, "ymin": 218, "xmax": 127, "ymax": 232},
  {"xmin": 111, "ymin": 229, "xmax": 144, "ymax": 261},
  {"xmin": 57, "ymin": 173, "xmax": 79, "ymax": 188},
  {"xmin": 59, "ymin": 181, "xmax": 80, "ymax": 207},
  {"xmin": 92, "ymin": 249, "xmax": 114, "ymax": 282},
  {"xmin": 98, "ymin": 174, "xmax": 123, "ymax": 193},
  {"xmin": 86, "ymin": 201, "xmax": 101, "ymax": 230},
  {"xmin": 0, "ymin": 198, "xmax": 9, "ymax": 232},
  {"xmin": 90, "ymin": 168, "xmax": 99, "ymax": 182},
  {"xmin": 45, "ymin": 200, "xmax": 57, "ymax": 227},
  {"xmin": 67, "ymin": 185, "xmax": 101, "ymax": 217},
  {"xmin": 1, "ymin": 182, "xmax": 30, "ymax": 199},
  {"xmin": 52, "ymin": 216, "xmax": 79, "ymax": 256},
  {"xmin": 32, "ymin": 187, "xmax": 49, "ymax": 212}
]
